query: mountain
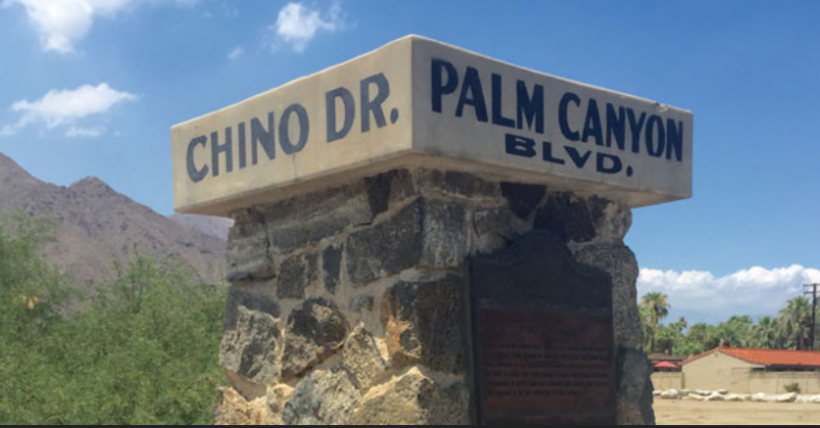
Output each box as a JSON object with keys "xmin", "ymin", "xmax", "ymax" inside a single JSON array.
[
  {"xmin": 0, "ymin": 153, "xmax": 227, "ymax": 289},
  {"xmin": 169, "ymin": 214, "xmax": 233, "ymax": 241}
]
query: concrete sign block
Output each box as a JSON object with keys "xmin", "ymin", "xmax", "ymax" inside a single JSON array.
[{"xmin": 172, "ymin": 36, "xmax": 693, "ymax": 216}]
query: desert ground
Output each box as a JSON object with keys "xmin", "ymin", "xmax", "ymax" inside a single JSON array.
[{"xmin": 655, "ymin": 400, "xmax": 820, "ymax": 425}]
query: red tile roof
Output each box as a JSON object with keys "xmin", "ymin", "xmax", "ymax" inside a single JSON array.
[{"xmin": 683, "ymin": 347, "xmax": 820, "ymax": 368}]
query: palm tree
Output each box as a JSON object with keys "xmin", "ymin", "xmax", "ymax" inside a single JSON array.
[
  {"xmin": 778, "ymin": 297, "xmax": 813, "ymax": 350},
  {"xmin": 641, "ymin": 293, "xmax": 670, "ymax": 353},
  {"xmin": 753, "ymin": 316, "xmax": 779, "ymax": 349}
]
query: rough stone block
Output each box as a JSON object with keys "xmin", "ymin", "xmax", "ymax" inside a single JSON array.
[
  {"xmin": 220, "ymin": 306, "xmax": 281, "ymax": 386},
  {"xmin": 346, "ymin": 197, "xmax": 470, "ymax": 285},
  {"xmin": 348, "ymin": 367, "xmax": 469, "ymax": 425},
  {"xmin": 500, "ymin": 182, "xmax": 546, "ymax": 220},
  {"xmin": 224, "ymin": 286, "xmax": 280, "ymax": 331},
  {"xmin": 214, "ymin": 388, "xmax": 268, "ymax": 426},
  {"xmin": 382, "ymin": 276, "xmax": 467, "ymax": 374},
  {"xmin": 420, "ymin": 198, "xmax": 469, "ymax": 268},
  {"xmin": 572, "ymin": 244, "xmax": 643, "ymax": 348},
  {"xmin": 322, "ymin": 244, "xmax": 343, "ymax": 294},
  {"xmin": 346, "ymin": 200, "xmax": 423, "ymax": 285},
  {"xmin": 364, "ymin": 169, "xmax": 416, "ymax": 217},
  {"xmin": 281, "ymin": 298, "xmax": 350, "ymax": 382},
  {"xmin": 282, "ymin": 366, "xmax": 362, "ymax": 425},
  {"xmin": 534, "ymin": 192, "xmax": 603, "ymax": 243},
  {"xmin": 616, "ymin": 347, "xmax": 656, "ymax": 426},
  {"xmin": 472, "ymin": 207, "xmax": 532, "ymax": 255},
  {"xmin": 415, "ymin": 170, "xmax": 499, "ymax": 199},
  {"xmin": 276, "ymin": 252, "xmax": 318, "ymax": 300},
  {"xmin": 342, "ymin": 324, "xmax": 390, "ymax": 390},
  {"xmin": 266, "ymin": 182, "xmax": 374, "ymax": 254},
  {"xmin": 593, "ymin": 200, "xmax": 632, "ymax": 243},
  {"xmin": 227, "ymin": 209, "xmax": 274, "ymax": 283},
  {"xmin": 266, "ymin": 385, "xmax": 294, "ymax": 426}
]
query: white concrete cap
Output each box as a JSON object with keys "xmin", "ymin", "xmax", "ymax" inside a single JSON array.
[{"xmin": 172, "ymin": 36, "xmax": 693, "ymax": 216}]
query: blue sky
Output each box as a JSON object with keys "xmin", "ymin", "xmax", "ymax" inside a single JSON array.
[{"xmin": 0, "ymin": 0, "xmax": 818, "ymax": 323}]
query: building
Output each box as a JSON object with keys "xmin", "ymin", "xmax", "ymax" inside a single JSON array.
[
  {"xmin": 649, "ymin": 354, "xmax": 687, "ymax": 369},
  {"xmin": 681, "ymin": 347, "xmax": 820, "ymax": 394}
]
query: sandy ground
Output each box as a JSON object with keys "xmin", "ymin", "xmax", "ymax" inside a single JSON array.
[{"xmin": 655, "ymin": 400, "xmax": 820, "ymax": 425}]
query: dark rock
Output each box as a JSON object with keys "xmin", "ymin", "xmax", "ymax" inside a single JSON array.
[
  {"xmin": 281, "ymin": 298, "xmax": 349, "ymax": 381},
  {"xmin": 617, "ymin": 347, "xmax": 656, "ymax": 425},
  {"xmin": 276, "ymin": 253, "xmax": 318, "ymax": 300},
  {"xmin": 364, "ymin": 169, "xmax": 416, "ymax": 217},
  {"xmin": 226, "ymin": 209, "xmax": 274, "ymax": 283},
  {"xmin": 346, "ymin": 199, "xmax": 423, "ymax": 285},
  {"xmin": 472, "ymin": 207, "xmax": 532, "ymax": 255},
  {"xmin": 419, "ymin": 198, "xmax": 469, "ymax": 268},
  {"xmin": 224, "ymin": 286, "xmax": 280, "ymax": 331},
  {"xmin": 282, "ymin": 366, "xmax": 362, "ymax": 425},
  {"xmin": 573, "ymin": 244, "xmax": 643, "ymax": 347},
  {"xmin": 382, "ymin": 276, "xmax": 467, "ymax": 374},
  {"xmin": 220, "ymin": 306, "xmax": 281, "ymax": 385},
  {"xmin": 322, "ymin": 244, "xmax": 343, "ymax": 294},
  {"xmin": 534, "ymin": 193, "xmax": 598, "ymax": 243},
  {"xmin": 266, "ymin": 182, "xmax": 373, "ymax": 254},
  {"xmin": 501, "ymin": 182, "xmax": 546, "ymax": 219}
]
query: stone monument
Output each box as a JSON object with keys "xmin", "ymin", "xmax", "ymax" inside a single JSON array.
[{"xmin": 171, "ymin": 36, "xmax": 692, "ymax": 425}]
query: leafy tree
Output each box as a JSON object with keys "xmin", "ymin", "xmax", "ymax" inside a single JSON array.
[
  {"xmin": 0, "ymin": 213, "xmax": 226, "ymax": 425},
  {"xmin": 778, "ymin": 297, "xmax": 813, "ymax": 350},
  {"xmin": 640, "ymin": 292, "xmax": 670, "ymax": 353},
  {"xmin": 752, "ymin": 316, "xmax": 779, "ymax": 349}
]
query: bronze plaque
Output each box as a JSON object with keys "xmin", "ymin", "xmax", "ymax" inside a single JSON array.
[{"xmin": 470, "ymin": 232, "xmax": 615, "ymax": 425}]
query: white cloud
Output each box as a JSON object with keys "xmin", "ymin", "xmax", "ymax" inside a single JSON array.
[
  {"xmin": 638, "ymin": 265, "xmax": 820, "ymax": 319},
  {"xmin": 228, "ymin": 46, "xmax": 244, "ymax": 61},
  {"xmin": 1, "ymin": 83, "xmax": 137, "ymax": 137},
  {"xmin": 4, "ymin": 0, "xmax": 197, "ymax": 53},
  {"xmin": 65, "ymin": 126, "xmax": 104, "ymax": 138},
  {"xmin": 272, "ymin": 2, "xmax": 345, "ymax": 53}
]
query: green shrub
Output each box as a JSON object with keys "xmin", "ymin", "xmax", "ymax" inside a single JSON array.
[
  {"xmin": 0, "ymin": 213, "xmax": 227, "ymax": 425},
  {"xmin": 784, "ymin": 383, "xmax": 802, "ymax": 395}
]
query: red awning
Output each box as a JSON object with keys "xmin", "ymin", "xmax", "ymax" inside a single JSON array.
[{"xmin": 654, "ymin": 362, "xmax": 679, "ymax": 369}]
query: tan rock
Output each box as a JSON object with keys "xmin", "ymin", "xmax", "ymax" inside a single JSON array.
[
  {"xmin": 215, "ymin": 388, "xmax": 268, "ymax": 426},
  {"xmin": 349, "ymin": 367, "xmax": 469, "ymax": 425}
]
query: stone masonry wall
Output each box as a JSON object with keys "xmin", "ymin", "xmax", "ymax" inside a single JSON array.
[{"xmin": 214, "ymin": 169, "xmax": 655, "ymax": 425}]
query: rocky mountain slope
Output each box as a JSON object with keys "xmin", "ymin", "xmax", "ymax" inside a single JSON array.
[
  {"xmin": 169, "ymin": 213, "xmax": 233, "ymax": 241},
  {"xmin": 0, "ymin": 153, "xmax": 227, "ymax": 288}
]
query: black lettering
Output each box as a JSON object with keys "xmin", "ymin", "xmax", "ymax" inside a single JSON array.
[
  {"xmin": 238, "ymin": 122, "xmax": 247, "ymax": 169},
  {"xmin": 186, "ymin": 136, "xmax": 208, "ymax": 183},
  {"xmin": 279, "ymin": 104, "xmax": 310, "ymax": 155},
  {"xmin": 492, "ymin": 74, "xmax": 515, "ymax": 128},
  {"xmin": 582, "ymin": 98, "xmax": 603, "ymax": 146},
  {"xmin": 597, "ymin": 153, "xmax": 623, "ymax": 174},
  {"xmin": 666, "ymin": 119, "xmax": 684, "ymax": 162},
  {"xmin": 646, "ymin": 115, "xmax": 666, "ymax": 157},
  {"xmin": 542, "ymin": 142, "xmax": 566, "ymax": 165},
  {"xmin": 517, "ymin": 81, "xmax": 545, "ymax": 134},
  {"xmin": 361, "ymin": 73, "xmax": 390, "ymax": 133},
  {"xmin": 211, "ymin": 128, "xmax": 233, "ymax": 177},
  {"xmin": 505, "ymin": 133, "xmax": 536, "ymax": 158},
  {"xmin": 559, "ymin": 92, "xmax": 581, "ymax": 141},
  {"xmin": 627, "ymin": 109, "xmax": 647, "ymax": 154},
  {"xmin": 565, "ymin": 146, "xmax": 592, "ymax": 169},
  {"xmin": 251, "ymin": 113, "xmax": 276, "ymax": 165},
  {"xmin": 606, "ymin": 104, "xmax": 626, "ymax": 150},
  {"xmin": 326, "ymin": 87, "xmax": 356, "ymax": 143},
  {"xmin": 456, "ymin": 67, "xmax": 488, "ymax": 122},
  {"xmin": 431, "ymin": 59, "xmax": 459, "ymax": 113}
]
